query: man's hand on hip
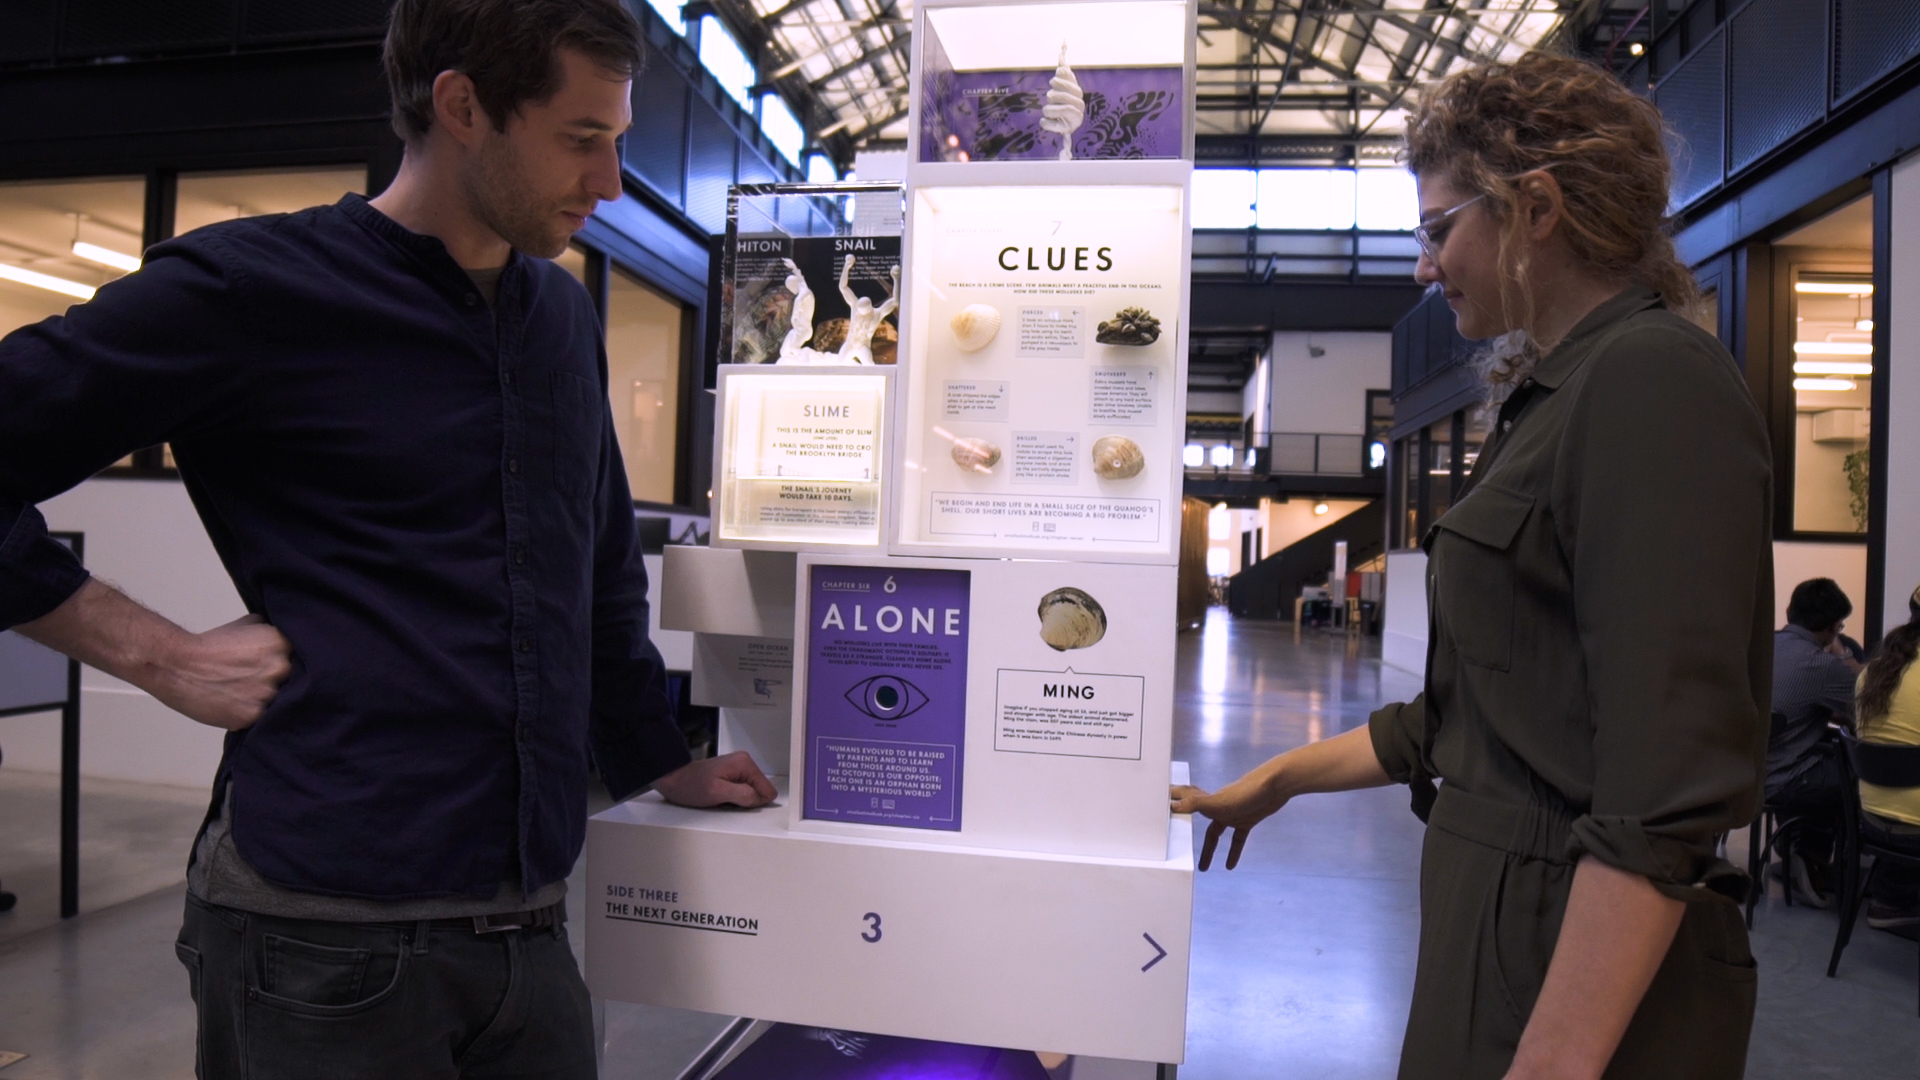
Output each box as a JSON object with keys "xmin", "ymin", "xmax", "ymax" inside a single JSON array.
[
  {"xmin": 153, "ymin": 614, "xmax": 292, "ymax": 730},
  {"xmin": 653, "ymin": 751, "xmax": 777, "ymax": 809},
  {"xmin": 17, "ymin": 578, "xmax": 291, "ymax": 731}
]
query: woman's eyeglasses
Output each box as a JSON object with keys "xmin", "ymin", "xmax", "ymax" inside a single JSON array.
[{"xmin": 1413, "ymin": 193, "xmax": 1486, "ymax": 263}]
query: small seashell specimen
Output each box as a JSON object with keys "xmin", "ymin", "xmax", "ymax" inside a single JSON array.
[
  {"xmin": 1095, "ymin": 307, "xmax": 1161, "ymax": 346},
  {"xmin": 950, "ymin": 437, "xmax": 1001, "ymax": 474},
  {"xmin": 950, "ymin": 304, "xmax": 1002, "ymax": 353},
  {"xmin": 1037, "ymin": 587, "xmax": 1107, "ymax": 651},
  {"xmin": 1090, "ymin": 435, "xmax": 1145, "ymax": 480}
]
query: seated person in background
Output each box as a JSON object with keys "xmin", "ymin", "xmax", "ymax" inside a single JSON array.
[
  {"xmin": 1767, "ymin": 578, "xmax": 1865, "ymax": 904},
  {"xmin": 1857, "ymin": 584, "xmax": 1920, "ymax": 930}
]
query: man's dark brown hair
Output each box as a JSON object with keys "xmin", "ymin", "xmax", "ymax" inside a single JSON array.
[{"xmin": 384, "ymin": 0, "xmax": 645, "ymax": 141}]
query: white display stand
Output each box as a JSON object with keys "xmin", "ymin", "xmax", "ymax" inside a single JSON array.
[{"xmin": 587, "ymin": 0, "xmax": 1197, "ymax": 1066}]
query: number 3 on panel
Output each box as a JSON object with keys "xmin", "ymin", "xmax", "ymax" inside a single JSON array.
[{"xmin": 861, "ymin": 912, "xmax": 883, "ymax": 943}]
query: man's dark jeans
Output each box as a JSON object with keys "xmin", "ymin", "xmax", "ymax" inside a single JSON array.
[{"xmin": 175, "ymin": 894, "xmax": 596, "ymax": 1079}]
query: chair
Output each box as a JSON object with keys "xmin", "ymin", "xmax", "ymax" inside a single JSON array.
[
  {"xmin": 1746, "ymin": 712, "xmax": 1830, "ymax": 928},
  {"xmin": 1825, "ymin": 731, "xmax": 1920, "ymax": 1015}
]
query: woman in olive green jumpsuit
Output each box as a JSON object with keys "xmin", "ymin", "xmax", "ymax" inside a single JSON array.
[{"xmin": 1174, "ymin": 55, "xmax": 1770, "ymax": 1080}]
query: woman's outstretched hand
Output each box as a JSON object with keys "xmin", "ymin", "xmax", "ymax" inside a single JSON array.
[
  {"xmin": 1169, "ymin": 726, "xmax": 1395, "ymax": 871},
  {"xmin": 1171, "ymin": 771, "xmax": 1289, "ymax": 871}
]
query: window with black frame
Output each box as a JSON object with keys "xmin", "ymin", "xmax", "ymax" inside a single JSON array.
[{"xmin": 1772, "ymin": 195, "xmax": 1874, "ymax": 538}]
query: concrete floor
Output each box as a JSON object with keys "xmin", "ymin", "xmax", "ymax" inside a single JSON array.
[{"xmin": 0, "ymin": 609, "xmax": 1915, "ymax": 1077}]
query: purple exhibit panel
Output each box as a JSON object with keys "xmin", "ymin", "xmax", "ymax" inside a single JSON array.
[
  {"xmin": 804, "ymin": 564, "xmax": 971, "ymax": 830},
  {"xmin": 921, "ymin": 64, "xmax": 1184, "ymax": 163}
]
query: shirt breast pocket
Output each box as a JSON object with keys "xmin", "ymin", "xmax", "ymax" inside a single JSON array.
[
  {"xmin": 1430, "ymin": 484, "xmax": 1534, "ymax": 672},
  {"xmin": 546, "ymin": 370, "xmax": 602, "ymax": 498}
]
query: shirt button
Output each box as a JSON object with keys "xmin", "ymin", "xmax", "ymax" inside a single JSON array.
[
  {"xmin": 1501, "ymin": 420, "xmax": 1512, "ymax": 432},
  {"xmin": 465, "ymin": 293, "xmax": 480, "ymax": 307},
  {"xmin": 516, "ymin": 637, "xmax": 533, "ymax": 654},
  {"xmin": 508, "ymin": 458, "xmax": 520, "ymax": 474},
  {"xmin": 502, "ymin": 370, "xmax": 514, "ymax": 387},
  {"xmin": 511, "ymin": 545, "xmax": 528, "ymax": 566}
]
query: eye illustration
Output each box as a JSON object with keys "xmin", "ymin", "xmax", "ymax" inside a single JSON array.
[{"xmin": 844, "ymin": 675, "xmax": 929, "ymax": 721}]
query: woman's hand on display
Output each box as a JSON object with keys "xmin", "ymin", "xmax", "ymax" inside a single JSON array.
[
  {"xmin": 654, "ymin": 751, "xmax": 779, "ymax": 809},
  {"xmin": 1170, "ymin": 770, "xmax": 1289, "ymax": 871}
]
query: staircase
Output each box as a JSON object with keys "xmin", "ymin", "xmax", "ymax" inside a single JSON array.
[{"xmin": 1226, "ymin": 501, "xmax": 1384, "ymax": 620}]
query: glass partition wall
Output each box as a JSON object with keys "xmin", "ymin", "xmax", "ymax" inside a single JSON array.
[
  {"xmin": 0, "ymin": 167, "xmax": 699, "ymax": 510},
  {"xmin": 1773, "ymin": 195, "xmax": 1874, "ymax": 538}
]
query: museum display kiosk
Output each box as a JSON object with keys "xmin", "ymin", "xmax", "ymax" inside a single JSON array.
[{"xmin": 585, "ymin": 0, "xmax": 1198, "ymax": 1066}]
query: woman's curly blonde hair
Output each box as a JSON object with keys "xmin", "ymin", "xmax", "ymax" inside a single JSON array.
[{"xmin": 1404, "ymin": 52, "xmax": 1697, "ymax": 394}]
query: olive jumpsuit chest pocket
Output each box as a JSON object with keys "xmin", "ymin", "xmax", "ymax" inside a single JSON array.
[{"xmin": 1429, "ymin": 484, "xmax": 1535, "ymax": 671}]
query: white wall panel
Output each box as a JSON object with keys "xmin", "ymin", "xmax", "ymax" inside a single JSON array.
[{"xmin": 1885, "ymin": 156, "xmax": 1920, "ymax": 628}]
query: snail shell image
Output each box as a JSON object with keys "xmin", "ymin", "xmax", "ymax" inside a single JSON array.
[
  {"xmin": 1091, "ymin": 435, "xmax": 1145, "ymax": 480},
  {"xmin": 950, "ymin": 437, "xmax": 1001, "ymax": 474},
  {"xmin": 950, "ymin": 304, "xmax": 1002, "ymax": 353},
  {"xmin": 1037, "ymin": 587, "xmax": 1107, "ymax": 651}
]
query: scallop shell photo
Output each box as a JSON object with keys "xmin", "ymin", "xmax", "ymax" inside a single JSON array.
[
  {"xmin": 1037, "ymin": 587, "xmax": 1107, "ymax": 651},
  {"xmin": 950, "ymin": 304, "xmax": 1002, "ymax": 353},
  {"xmin": 1090, "ymin": 435, "xmax": 1145, "ymax": 480},
  {"xmin": 950, "ymin": 437, "xmax": 1001, "ymax": 474}
]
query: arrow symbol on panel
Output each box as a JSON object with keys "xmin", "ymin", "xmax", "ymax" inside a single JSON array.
[{"xmin": 1141, "ymin": 933, "xmax": 1168, "ymax": 972}]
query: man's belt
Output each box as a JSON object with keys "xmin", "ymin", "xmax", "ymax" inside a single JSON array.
[{"xmin": 469, "ymin": 901, "xmax": 565, "ymax": 935}]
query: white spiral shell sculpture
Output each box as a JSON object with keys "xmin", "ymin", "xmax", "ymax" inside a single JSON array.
[{"xmin": 1039, "ymin": 44, "xmax": 1086, "ymax": 161}]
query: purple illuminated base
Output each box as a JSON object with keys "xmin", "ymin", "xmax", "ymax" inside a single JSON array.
[{"xmin": 716, "ymin": 1023, "xmax": 1058, "ymax": 1080}]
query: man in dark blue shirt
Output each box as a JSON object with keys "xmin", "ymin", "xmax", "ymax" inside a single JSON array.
[{"xmin": 0, "ymin": 1, "xmax": 771, "ymax": 1075}]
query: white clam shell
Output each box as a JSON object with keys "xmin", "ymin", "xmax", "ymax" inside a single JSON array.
[
  {"xmin": 950, "ymin": 304, "xmax": 1002, "ymax": 353},
  {"xmin": 950, "ymin": 437, "xmax": 1001, "ymax": 474},
  {"xmin": 1037, "ymin": 587, "xmax": 1107, "ymax": 651},
  {"xmin": 1090, "ymin": 435, "xmax": 1145, "ymax": 480}
]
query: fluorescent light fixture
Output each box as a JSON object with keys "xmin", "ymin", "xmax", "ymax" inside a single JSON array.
[
  {"xmin": 1209, "ymin": 444, "xmax": 1235, "ymax": 468},
  {"xmin": 1182, "ymin": 444, "xmax": 1204, "ymax": 467},
  {"xmin": 1794, "ymin": 378, "xmax": 1857, "ymax": 392},
  {"xmin": 1313, "ymin": 503, "xmax": 1330, "ymax": 516},
  {"xmin": 71, "ymin": 240, "xmax": 140, "ymax": 273},
  {"xmin": 0, "ymin": 263, "xmax": 96, "ymax": 300},
  {"xmin": 1857, "ymin": 318, "xmax": 1875, "ymax": 331},
  {"xmin": 1793, "ymin": 341, "xmax": 1873, "ymax": 355},
  {"xmin": 1795, "ymin": 281, "xmax": 1873, "ymax": 295},
  {"xmin": 1794, "ymin": 360, "xmax": 1874, "ymax": 375}
]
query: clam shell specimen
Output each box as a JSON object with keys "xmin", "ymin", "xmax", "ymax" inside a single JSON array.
[
  {"xmin": 1037, "ymin": 587, "xmax": 1107, "ymax": 652},
  {"xmin": 1090, "ymin": 435, "xmax": 1145, "ymax": 480},
  {"xmin": 950, "ymin": 437, "xmax": 1001, "ymax": 474},
  {"xmin": 950, "ymin": 304, "xmax": 1002, "ymax": 353}
]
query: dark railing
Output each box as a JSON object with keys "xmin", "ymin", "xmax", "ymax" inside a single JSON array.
[
  {"xmin": 1191, "ymin": 228, "xmax": 1419, "ymax": 283},
  {"xmin": 1184, "ymin": 433, "xmax": 1367, "ymax": 479}
]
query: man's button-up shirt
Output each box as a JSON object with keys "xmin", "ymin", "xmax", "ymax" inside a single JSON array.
[{"xmin": 0, "ymin": 194, "xmax": 690, "ymax": 901}]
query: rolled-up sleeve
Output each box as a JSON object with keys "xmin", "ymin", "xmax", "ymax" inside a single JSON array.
[
  {"xmin": 1369, "ymin": 694, "xmax": 1428, "ymax": 785},
  {"xmin": 1556, "ymin": 326, "xmax": 1772, "ymax": 900},
  {"xmin": 0, "ymin": 235, "xmax": 244, "ymax": 629}
]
